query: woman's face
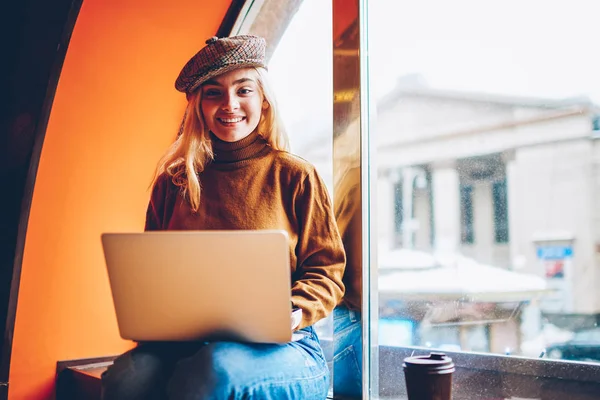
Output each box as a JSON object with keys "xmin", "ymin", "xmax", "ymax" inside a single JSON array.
[{"xmin": 200, "ymin": 68, "xmax": 265, "ymax": 142}]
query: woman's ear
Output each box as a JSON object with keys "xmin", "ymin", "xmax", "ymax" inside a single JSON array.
[{"xmin": 262, "ymin": 100, "xmax": 270, "ymax": 110}]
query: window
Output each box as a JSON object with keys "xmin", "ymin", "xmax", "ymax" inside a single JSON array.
[
  {"xmin": 593, "ymin": 115, "xmax": 600, "ymax": 131},
  {"xmin": 460, "ymin": 184, "xmax": 474, "ymax": 244},
  {"xmin": 240, "ymin": 0, "xmax": 600, "ymax": 398},
  {"xmin": 492, "ymin": 179, "xmax": 509, "ymax": 243},
  {"xmin": 370, "ymin": 0, "xmax": 600, "ymax": 397}
]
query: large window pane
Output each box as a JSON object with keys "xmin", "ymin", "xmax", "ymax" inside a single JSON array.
[
  {"xmin": 240, "ymin": 0, "xmax": 600, "ymax": 398},
  {"xmin": 370, "ymin": 0, "xmax": 600, "ymax": 388}
]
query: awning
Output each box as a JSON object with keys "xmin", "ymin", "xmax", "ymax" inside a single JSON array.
[{"xmin": 378, "ymin": 248, "xmax": 553, "ymax": 303}]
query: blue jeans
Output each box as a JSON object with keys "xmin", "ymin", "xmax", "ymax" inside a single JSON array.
[
  {"xmin": 101, "ymin": 326, "xmax": 329, "ymax": 400},
  {"xmin": 333, "ymin": 305, "xmax": 362, "ymax": 398}
]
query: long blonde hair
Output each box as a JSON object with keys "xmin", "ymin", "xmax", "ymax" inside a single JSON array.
[{"xmin": 151, "ymin": 67, "xmax": 289, "ymax": 211}]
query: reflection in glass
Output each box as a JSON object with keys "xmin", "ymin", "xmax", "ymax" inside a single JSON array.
[
  {"xmin": 249, "ymin": 1, "xmax": 372, "ymax": 396},
  {"xmin": 331, "ymin": 1, "xmax": 366, "ymax": 398}
]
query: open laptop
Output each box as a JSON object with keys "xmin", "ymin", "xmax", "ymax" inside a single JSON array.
[{"xmin": 101, "ymin": 230, "xmax": 295, "ymax": 343}]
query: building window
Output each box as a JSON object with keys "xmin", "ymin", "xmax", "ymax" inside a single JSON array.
[
  {"xmin": 493, "ymin": 179, "xmax": 509, "ymax": 243},
  {"xmin": 593, "ymin": 115, "xmax": 600, "ymax": 131},
  {"xmin": 460, "ymin": 184, "xmax": 474, "ymax": 244}
]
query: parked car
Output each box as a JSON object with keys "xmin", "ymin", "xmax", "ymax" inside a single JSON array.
[{"xmin": 546, "ymin": 327, "xmax": 600, "ymax": 362}]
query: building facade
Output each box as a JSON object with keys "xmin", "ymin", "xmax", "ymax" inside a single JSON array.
[{"xmin": 375, "ymin": 80, "xmax": 600, "ymax": 339}]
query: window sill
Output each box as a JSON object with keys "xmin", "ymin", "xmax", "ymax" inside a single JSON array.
[{"xmin": 379, "ymin": 345, "xmax": 600, "ymax": 399}]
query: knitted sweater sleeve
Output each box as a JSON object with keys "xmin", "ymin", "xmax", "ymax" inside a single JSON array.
[
  {"xmin": 291, "ymin": 168, "xmax": 346, "ymax": 329},
  {"xmin": 144, "ymin": 174, "xmax": 175, "ymax": 231}
]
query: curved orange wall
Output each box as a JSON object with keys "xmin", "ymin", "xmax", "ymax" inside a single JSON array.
[{"xmin": 9, "ymin": 1, "xmax": 231, "ymax": 398}]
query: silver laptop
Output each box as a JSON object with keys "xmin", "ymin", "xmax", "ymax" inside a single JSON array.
[{"xmin": 101, "ymin": 230, "xmax": 294, "ymax": 343}]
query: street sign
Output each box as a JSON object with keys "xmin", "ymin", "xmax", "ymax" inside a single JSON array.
[
  {"xmin": 536, "ymin": 246, "xmax": 573, "ymax": 260},
  {"xmin": 536, "ymin": 245, "xmax": 573, "ymax": 279}
]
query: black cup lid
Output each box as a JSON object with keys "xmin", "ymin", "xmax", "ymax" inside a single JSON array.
[{"xmin": 403, "ymin": 352, "xmax": 455, "ymax": 372}]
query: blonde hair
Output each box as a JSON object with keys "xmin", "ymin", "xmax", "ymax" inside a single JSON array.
[{"xmin": 151, "ymin": 67, "xmax": 289, "ymax": 211}]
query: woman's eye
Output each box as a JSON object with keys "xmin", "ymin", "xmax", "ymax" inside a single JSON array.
[
  {"xmin": 238, "ymin": 88, "xmax": 253, "ymax": 95},
  {"xmin": 204, "ymin": 89, "xmax": 221, "ymax": 97}
]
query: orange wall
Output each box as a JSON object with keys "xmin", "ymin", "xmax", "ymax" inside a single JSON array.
[{"xmin": 9, "ymin": 0, "xmax": 231, "ymax": 398}]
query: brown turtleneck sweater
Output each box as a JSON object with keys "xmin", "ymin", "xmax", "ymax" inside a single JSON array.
[{"xmin": 145, "ymin": 131, "xmax": 346, "ymax": 330}]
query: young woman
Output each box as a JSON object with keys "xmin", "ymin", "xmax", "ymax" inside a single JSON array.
[{"xmin": 101, "ymin": 35, "xmax": 346, "ymax": 400}]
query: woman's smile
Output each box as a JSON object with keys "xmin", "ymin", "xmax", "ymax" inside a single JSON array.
[{"xmin": 217, "ymin": 116, "xmax": 246, "ymax": 125}]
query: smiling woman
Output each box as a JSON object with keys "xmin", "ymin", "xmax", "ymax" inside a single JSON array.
[
  {"xmin": 150, "ymin": 38, "xmax": 290, "ymax": 213},
  {"xmin": 8, "ymin": 0, "xmax": 600, "ymax": 399},
  {"xmin": 101, "ymin": 34, "xmax": 344, "ymax": 400}
]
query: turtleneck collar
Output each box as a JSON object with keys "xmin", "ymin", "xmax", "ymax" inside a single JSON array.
[{"xmin": 210, "ymin": 130, "xmax": 269, "ymax": 164}]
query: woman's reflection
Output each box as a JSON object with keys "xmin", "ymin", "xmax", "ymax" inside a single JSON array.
[{"xmin": 333, "ymin": 114, "xmax": 363, "ymax": 398}]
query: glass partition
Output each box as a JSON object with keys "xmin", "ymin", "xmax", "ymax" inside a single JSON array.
[
  {"xmin": 236, "ymin": 0, "xmax": 600, "ymax": 398},
  {"xmin": 370, "ymin": 1, "xmax": 600, "ymax": 397}
]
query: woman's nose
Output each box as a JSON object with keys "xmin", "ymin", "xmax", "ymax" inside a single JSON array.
[{"xmin": 221, "ymin": 93, "xmax": 240, "ymax": 111}]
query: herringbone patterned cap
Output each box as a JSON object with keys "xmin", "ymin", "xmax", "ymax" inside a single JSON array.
[{"xmin": 175, "ymin": 35, "xmax": 267, "ymax": 96}]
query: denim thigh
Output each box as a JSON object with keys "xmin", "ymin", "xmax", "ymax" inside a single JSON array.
[
  {"xmin": 167, "ymin": 326, "xmax": 329, "ymax": 400},
  {"xmin": 101, "ymin": 342, "xmax": 202, "ymax": 400}
]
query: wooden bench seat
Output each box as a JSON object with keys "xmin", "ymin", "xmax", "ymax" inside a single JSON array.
[{"xmin": 56, "ymin": 357, "xmax": 115, "ymax": 400}]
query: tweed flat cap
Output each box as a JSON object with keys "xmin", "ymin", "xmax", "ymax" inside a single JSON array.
[{"xmin": 175, "ymin": 35, "xmax": 267, "ymax": 96}]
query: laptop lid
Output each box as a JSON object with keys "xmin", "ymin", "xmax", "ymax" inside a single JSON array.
[{"xmin": 101, "ymin": 230, "xmax": 292, "ymax": 343}]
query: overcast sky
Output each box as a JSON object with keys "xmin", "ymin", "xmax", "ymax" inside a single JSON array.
[{"xmin": 269, "ymin": 0, "xmax": 600, "ymax": 129}]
